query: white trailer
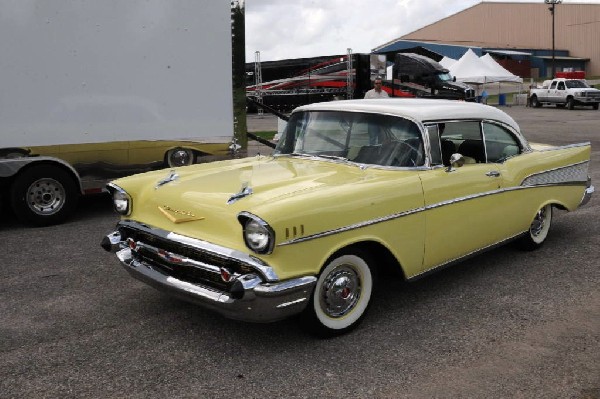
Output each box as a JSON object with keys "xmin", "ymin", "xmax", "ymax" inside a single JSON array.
[{"xmin": 0, "ymin": 0, "xmax": 246, "ymax": 225}]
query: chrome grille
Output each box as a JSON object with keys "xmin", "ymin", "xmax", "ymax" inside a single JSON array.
[{"xmin": 118, "ymin": 225, "xmax": 254, "ymax": 289}]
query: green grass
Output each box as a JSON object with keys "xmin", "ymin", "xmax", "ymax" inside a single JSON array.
[{"xmin": 250, "ymin": 131, "xmax": 277, "ymax": 140}]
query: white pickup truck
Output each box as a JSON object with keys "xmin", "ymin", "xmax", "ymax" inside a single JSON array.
[{"xmin": 529, "ymin": 78, "xmax": 600, "ymax": 110}]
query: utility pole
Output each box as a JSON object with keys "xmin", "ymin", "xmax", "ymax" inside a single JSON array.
[
  {"xmin": 545, "ymin": 0, "xmax": 562, "ymax": 78},
  {"xmin": 254, "ymin": 51, "xmax": 263, "ymax": 117},
  {"xmin": 346, "ymin": 48, "xmax": 354, "ymax": 99}
]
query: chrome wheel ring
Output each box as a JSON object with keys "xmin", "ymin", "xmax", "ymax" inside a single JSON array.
[{"xmin": 26, "ymin": 178, "xmax": 66, "ymax": 216}]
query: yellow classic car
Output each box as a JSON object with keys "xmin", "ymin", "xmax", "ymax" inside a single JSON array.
[{"xmin": 101, "ymin": 99, "xmax": 594, "ymax": 336}]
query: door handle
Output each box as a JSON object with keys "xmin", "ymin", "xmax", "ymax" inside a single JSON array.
[{"xmin": 486, "ymin": 171, "xmax": 501, "ymax": 177}]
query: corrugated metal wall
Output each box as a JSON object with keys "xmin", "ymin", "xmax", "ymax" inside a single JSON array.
[{"xmin": 397, "ymin": 2, "xmax": 600, "ymax": 76}]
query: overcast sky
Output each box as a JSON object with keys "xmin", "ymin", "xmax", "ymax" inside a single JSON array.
[{"xmin": 245, "ymin": 0, "xmax": 600, "ymax": 61}]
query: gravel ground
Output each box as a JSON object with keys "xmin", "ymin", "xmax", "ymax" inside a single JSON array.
[{"xmin": 1, "ymin": 104, "xmax": 598, "ymax": 399}]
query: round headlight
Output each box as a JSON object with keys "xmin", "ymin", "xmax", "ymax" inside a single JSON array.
[
  {"xmin": 109, "ymin": 185, "xmax": 131, "ymax": 215},
  {"xmin": 241, "ymin": 214, "xmax": 274, "ymax": 254}
]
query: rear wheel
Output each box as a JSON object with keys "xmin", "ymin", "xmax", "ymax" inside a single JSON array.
[
  {"xmin": 530, "ymin": 95, "xmax": 541, "ymax": 108},
  {"xmin": 302, "ymin": 249, "xmax": 375, "ymax": 337},
  {"xmin": 10, "ymin": 165, "xmax": 78, "ymax": 226},
  {"xmin": 518, "ymin": 204, "xmax": 552, "ymax": 251}
]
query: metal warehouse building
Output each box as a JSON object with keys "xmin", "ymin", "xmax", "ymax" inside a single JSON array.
[{"xmin": 374, "ymin": 1, "xmax": 600, "ymax": 78}]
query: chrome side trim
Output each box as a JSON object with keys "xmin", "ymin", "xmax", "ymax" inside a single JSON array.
[
  {"xmin": 278, "ymin": 179, "xmax": 588, "ymax": 247},
  {"xmin": 278, "ymin": 207, "xmax": 425, "ymax": 246},
  {"xmin": 406, "ymin": 231, "xmax": 527, "ymax": 281}
]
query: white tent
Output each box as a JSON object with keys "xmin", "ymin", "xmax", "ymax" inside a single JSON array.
[
  {"xmin": 449, "ymin": 49, "xmax": 522, "ymax": 84},
  {"xmin": 480, "ymin": 54, "xmax": 523, "ymax": 83},
  {"xmin": 439, "ymin": 56, "xmax": 456, "ymax": 69}
]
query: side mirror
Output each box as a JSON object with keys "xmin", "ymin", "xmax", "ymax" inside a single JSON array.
[{"xmin": 446, "ymin": 153, "xmax": 465, "ymax": 172}]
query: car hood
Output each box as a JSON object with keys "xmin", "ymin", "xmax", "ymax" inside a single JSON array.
[{"xmin": 113, "ymin": 155, "xmax": 421, "ymax": 250}]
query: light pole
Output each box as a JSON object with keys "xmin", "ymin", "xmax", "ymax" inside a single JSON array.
[{"xmin": 545, "ymin": 0, "xmax": 562, "ymax": 78}]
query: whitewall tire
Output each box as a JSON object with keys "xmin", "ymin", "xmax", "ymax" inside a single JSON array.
[{"xmin": 303, "ymin": 250, "xmax": 374, "ymax": 336}]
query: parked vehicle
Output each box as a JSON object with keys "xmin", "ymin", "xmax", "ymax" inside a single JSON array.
[
  {"xmin": 529, "ymin": 78, "xmax": 600, "ymax": 110},
  {"xmin": 0, "ymin": 0, "xmax": 246, "ymax": 225},
  {"xmin": 102, "ymin": 99, "xmax": 593, "ymax": 336},
  {"xmin": 246, "ymin": 52, "xmax": 475, "ymax": 112},
  {"xmin": 390, "ymin": 53, "xmax": 476, "ymax": 100}
]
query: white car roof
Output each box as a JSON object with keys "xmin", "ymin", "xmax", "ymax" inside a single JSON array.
[{"xmin": 294, "ymin": 98, "xmax": 521, "ymax": 132}]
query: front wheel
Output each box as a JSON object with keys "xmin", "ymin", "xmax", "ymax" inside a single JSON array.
[
  {"xmin": 302, "ymin": 249, "xmax": 374, "ymax": 337},
  {"xmin": 517, "ymin": 204, "xmax": 553, "ymax": 251},
  {"xmin": 567, "ymin": 97, "xmax": 575, "ymax": 110},
  {"xmin": 10, "ymin": 165, "xmax": 79, "ymax": 226}
]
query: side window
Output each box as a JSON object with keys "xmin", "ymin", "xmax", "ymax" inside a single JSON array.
[
  {"xmin": 550, "ymin": 81, "xmax": 557, "ymax": 89},
  {"xmin": 425, "ymin": 125, "xmax": 443, "ymax": 166},
  {"xmin": 482, "ymin": 123, "xmax": 521, "ymax": 162},
  {"xmin": 439, "ymin": 121, "xmax": 484, "ymax": 164},
  {"xmin": 557, "ymin": 81, "xmax": 565, "ymax": 90},
  {"xmin": 349, "ymin": 114, "xmax": 424, "ymax": 167}
]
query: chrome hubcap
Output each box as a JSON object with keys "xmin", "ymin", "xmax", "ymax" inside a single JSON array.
[
  {"xmin": 26, "ymin": 178, "xmax": 65, "ymax": 215},
  {"xmin": 319, "ymin": 266, "xmax": 361, "ymax": 318},
  {"xmin": 170, "ymin": 150, "xmax": 192, "ymax": 166},
  {"xmin": 531, "ymin": 208, "xmax": 546, "ymax": 237}
]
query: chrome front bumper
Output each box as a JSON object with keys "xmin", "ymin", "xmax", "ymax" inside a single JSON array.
[{"xmin": 102, "ymin": 228, "xmax": 316, "ymax": 323}]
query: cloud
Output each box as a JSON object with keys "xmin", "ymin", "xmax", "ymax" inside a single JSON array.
[{"xmin": 245, "ymin": 0, "xmax": 599, "ymax": 61}]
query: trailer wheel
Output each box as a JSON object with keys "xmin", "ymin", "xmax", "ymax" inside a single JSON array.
[
  {"xmin": 10, "ymin": 165, "xmax": 79, "ymax": 226},
  {"xmin": 166, "ymin": 148, "xmax": 195, "ymax": 167}
]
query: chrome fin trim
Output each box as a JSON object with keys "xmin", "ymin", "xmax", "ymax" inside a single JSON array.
[{"xmin": 520, "ymin": 161, "xmax": 589, "ymax": 186}]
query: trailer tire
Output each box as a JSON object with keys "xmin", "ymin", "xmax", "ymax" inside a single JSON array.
[{"xmin": 10, "ymin": 165, "xmax": 79, "ymax": 226}]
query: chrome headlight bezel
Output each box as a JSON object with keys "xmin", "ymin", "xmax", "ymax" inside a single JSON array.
[
  {"xmin": 107, "ymin": 183, "xmax": 132, "ymax": 216},
  {"xmin": 238, "ymin": 212, "xmax": 275, "ymax": 255}
]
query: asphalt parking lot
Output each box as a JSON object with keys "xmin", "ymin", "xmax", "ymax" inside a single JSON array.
[{"xmin": 1, "ymin": 104, "xmax": 599, "ymax": 398}]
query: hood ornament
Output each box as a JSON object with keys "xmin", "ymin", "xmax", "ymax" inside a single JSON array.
[
  {"xmin": 158, "ymin": 205, "xmax": 204, "ymax": 224},
  {"xmin": 155, "ymin": 170, "xmax": 179, "ymax": 189},
  {"xmin": 227, "ymin": 182, "xmax": 253, "ymax": 204}
]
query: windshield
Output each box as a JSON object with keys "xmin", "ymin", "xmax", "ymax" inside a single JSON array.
[
  {"xmin": 274, "ymin": 111, "xmax": 425, "ymax": 167},
  {"xmin": 565, "ymin": 80, "xmax": 590, "ymax": 89},
  {"xmin": 437, "ymin": 72, "xmax": 453, "ymax": 82}
]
